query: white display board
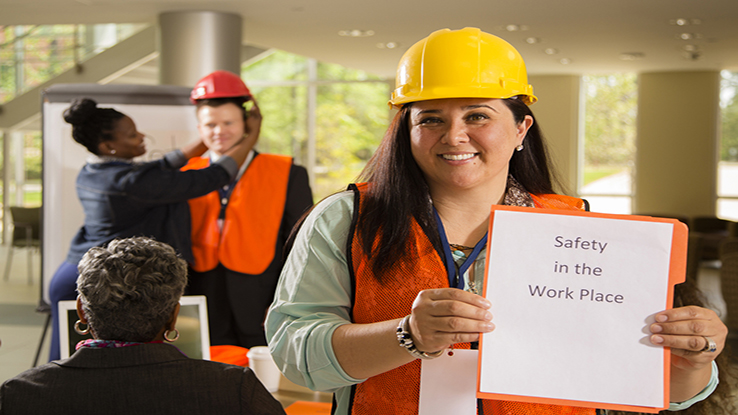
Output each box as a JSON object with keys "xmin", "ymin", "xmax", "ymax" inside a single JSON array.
[{"xmin": 42, "ymin": 84, "xmax": 199, "ymax": 304}]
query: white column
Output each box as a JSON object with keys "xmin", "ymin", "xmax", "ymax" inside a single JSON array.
[{"xmin": 634, "ymin": 71, "xmax": 720, "ymax": 216}]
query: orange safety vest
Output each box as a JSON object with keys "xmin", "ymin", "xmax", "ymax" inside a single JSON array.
[
  {"xmin": 182, "ymin": 154, "xmax": 292, "ymax": 275},
  {"xmin": 347, "ymin": 183, "xmax": 594, "ymax": 415}
]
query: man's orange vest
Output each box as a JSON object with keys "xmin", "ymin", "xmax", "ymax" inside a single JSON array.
[
  {"xmin": 182, "ymin": 154, "xmax": 292, "ymax": 275},
  {"xmin": 347, "ymin": 183, "xmax": 594, "ymax": 415}
]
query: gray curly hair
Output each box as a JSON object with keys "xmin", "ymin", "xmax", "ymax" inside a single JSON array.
[{"xmin": 76, "ymin": 236, "xmax": 187, "ymax": 342}]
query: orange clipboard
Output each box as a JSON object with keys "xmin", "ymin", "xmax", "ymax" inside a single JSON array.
[
  {"xmin": 284, "ymin": 401, "xmax": 332, "ymax": 415},
  {"xmin": 476, "ymin": 205, "xmax": 687, "ymax": 413}
]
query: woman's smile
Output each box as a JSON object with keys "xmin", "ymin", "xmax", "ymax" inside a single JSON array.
[{"xmin": 440, "ymin": 152, "xmax": 477, "ymax": 161}]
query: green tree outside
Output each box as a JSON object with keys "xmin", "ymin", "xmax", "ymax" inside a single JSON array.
[
  {"xmin": 582, "ymin": 73, "xmax": 637, "ymax": 188},
  {"xmin": 243, "ymin": 51, "xmax": 390, "ymax": 200},
  {"xmin": 721, "ymin": 71, "xmax": 738, "ymax": 162}
]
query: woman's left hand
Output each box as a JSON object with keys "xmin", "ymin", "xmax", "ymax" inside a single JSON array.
[
  {"xmin": 650, "ymin": 305, "xmax": 727, "ymax": 402},
  {"xmin": 650, "ymin": 305, "xmax": 727, "ymax": 370}
]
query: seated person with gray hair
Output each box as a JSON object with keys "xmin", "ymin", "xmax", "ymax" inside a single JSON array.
[{"xmin": 0, "ymin": 236, "xmax": 286, "ymax": 415}]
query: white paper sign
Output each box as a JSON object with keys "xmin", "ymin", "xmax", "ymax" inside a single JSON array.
[
  {"xmin": 479, "ymin": 210, "xmax": 674, "ymax": 409},
  {"xmin": 419, "ymin": 349, "xmax": 477, "ymax": 415}
]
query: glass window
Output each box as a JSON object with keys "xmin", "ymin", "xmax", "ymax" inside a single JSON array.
[
  {"xmin": 580, "ymin": 74, "xmax": 637, "ymax": 214},
  {"xmin": 243, "ymin": 50, "xmax": 391, "ymax": 201},
  {"xmin": 718, "ymin": 70, "xmax": 738, "ymax": 220}
]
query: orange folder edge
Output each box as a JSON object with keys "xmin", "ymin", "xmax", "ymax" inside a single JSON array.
[
  {"xmin": 476, "ymin": 206, "xmax": 688, "ymax": 413},
  {"xmin": 284, "ymin": 400, "xmax": 332, "ymax": 415}
]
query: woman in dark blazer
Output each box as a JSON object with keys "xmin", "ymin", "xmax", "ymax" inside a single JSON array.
[
  {"xmin": 47, "ymin": 97, "xmax": 260, "ymax": 361},
  {"xmin": 1, "ymin": 236, "xmax": 285, "ymax": 415}
]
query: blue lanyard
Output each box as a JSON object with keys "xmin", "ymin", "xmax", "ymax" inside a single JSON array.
[
  {"xmin": 217, "ymin": 180, "xmax": 237, "ymax": 220},
  {"xmin": 433, "ymin": 208, "xmax": 488, "ymax": 290}
]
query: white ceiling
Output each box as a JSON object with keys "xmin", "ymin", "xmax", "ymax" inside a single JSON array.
[{"xmin": 3, "ymin": 0, "xmax": 738, "ymax": 78}]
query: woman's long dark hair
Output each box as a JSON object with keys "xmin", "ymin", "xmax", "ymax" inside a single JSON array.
[{"xmin": 356, "ymin": 97, "xmax": 561, "ymax": 277}]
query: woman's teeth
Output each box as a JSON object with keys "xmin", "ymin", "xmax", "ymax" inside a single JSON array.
[{"xmin": 442, "ymin": 153, "xmax": 475, "ymax": 161}]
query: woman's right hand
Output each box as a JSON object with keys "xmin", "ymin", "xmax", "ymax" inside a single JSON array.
[
  {"xmin": 408, "ymin": 288, "xmax": 495, "ymax": 353},
  {"xmin": 222, "ymin": 98, "xmax": 262, "ymax": 165},
  {"xmin": 242, "ymin": 97, "xmax": 262, "ymax": 150}
]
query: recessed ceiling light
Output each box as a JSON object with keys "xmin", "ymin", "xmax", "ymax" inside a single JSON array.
[
  {"xmin": 559, "ymin": 58, "xmax": 571, "ymax": 65},
  {"xmin": 619, "ymin": 52, "xmax": 645, "ymax": 61},
  {"xmin": 525, "ymin": 37, "xmax": 540, "ymax": 44},
  {"xmin": 682, "ymin": 51, "xmax": 701, "ymax": 61},
  {"xmin": 501, "ymin": 25, "xmax": 529, "ymax": 32},
  {"xmin": 669, "ymin": 18, "xmax": 701, "ymax": 26},
  {"xmin": 544, "ymin": 48, "xmax": 558, "ymax": 55},
  {"xmin": 682, "ymin": 44, "xmax": 699, "ymax": 52},
  {"xmin": 376, "ymin": 42, "xmax": 399, "ymax": 49},
  {"xmin": 338, "ymin": 29, "xmax": 375, "ymax": 37},
  {"xmin": 677, "ymin": 33, "xmax": 702, "ymax": 41}
]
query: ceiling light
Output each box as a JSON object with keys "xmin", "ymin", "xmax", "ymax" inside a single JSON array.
[
  {"xmin": 682, "ymin": 51, "xmax": 702, "ymax": 61},
  {"xmin": 338, "ymin": 29, "xmax": 375, "ymax": 37},
  {"xmin": 682, "ymin": 44, "xmax": 699, "ymax": 52},
  {"xmin": 544, "ymin": 48, "xmax": 558, "ymax": 55},
  {"xmin": 619, "ymin": 52, "xmax": 645, "ymax": 61},
  {"xmin": 525, "ymin": 37, "xmax": 540, "ymax": 44},
  {"xmin": 559, "ymin": 58, "xmax": 571, "ymax": 65},
  {"xmin": 501, "ymin": 25, "xmax": 529, "ymax": 32},
  {"xmin": 376, "ymin": 42, "xmax": 399, "ymax": 49},
  {"xmin": 669, "ymin": 18, "xmax": 701, "ymax": 26},
  {"xmin": 677, "ymin": 33, "xmax": 702, "ymax": 41}
]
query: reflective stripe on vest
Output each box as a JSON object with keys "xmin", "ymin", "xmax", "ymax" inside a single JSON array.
[
  {"xmin": 182, "ymin": 154, "xmax": 292, "ymax": 274},
  {"xmin": 347, "ymin": 183, "xmax": 593, "ymax": 415}
]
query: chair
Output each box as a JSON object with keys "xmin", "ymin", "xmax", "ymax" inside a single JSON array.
[
  {"xmin": 719, "ymin": 238, "xmax": 738, "ymax": 336},
  {"xmin": 691, "ymin": 216, "xmax": 732, "ymax": 262},
  {"xmin": 3, "ymin": 206, "xmax": 41, "ymax": 284},
  {"xmin": 685, "ymin": 233, "xmax": 703, "ymax": 284}
]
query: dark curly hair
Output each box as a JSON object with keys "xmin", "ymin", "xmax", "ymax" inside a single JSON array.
[
  {"xmin": 76, "ymin": 236, "xmax": 187, "ymax": 342},
  {"xmin": 63, "ymin": 98, "xmax": 126, "ymax": 155}
]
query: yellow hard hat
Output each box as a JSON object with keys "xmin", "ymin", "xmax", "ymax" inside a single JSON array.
[{"xmin": 389, "ymin": 27, "xmax": 537, "ymax": 108}]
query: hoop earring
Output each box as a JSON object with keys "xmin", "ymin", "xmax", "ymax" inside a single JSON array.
[
  {"xmin": 516, "ymin": 144, "xmax": 524, "ymax": 152},
  {"xmin": 110, "ymin": 149, "xmax": 116, "ymax": 155},
  {"xmin": 74, "ymin": 320, "xmax": 90, "ymax": 335},
  {"xmin": 164, "ymin": 328, "xmax": 180, "ymax": 342}
]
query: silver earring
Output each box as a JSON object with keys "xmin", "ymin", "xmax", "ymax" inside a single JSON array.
[
  {"xmin": 516, "ymin": 144, "xmax": 524, "ymax": 152},
  {"xmin": 164, "ymin": 328, "xmax": 180, "ymax": 342},
  {"xmin": 74, "ymin": 320, "xmax": 90, "ymax": 335},
  {"xmin": 110, "ymin": 149, "xmax": 116, "ymax": 155}
]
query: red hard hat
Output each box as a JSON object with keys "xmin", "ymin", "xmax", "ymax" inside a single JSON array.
[{"xmin": 190, "ymin": 70, "xmax": 251, "ymax": 103}]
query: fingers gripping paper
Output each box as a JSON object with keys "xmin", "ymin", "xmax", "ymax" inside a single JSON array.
[{"xmin": 478, "ymin": 206, "xmax": 687, "ymax": 413}]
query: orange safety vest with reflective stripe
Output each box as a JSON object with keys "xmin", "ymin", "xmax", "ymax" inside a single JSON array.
[
  {"xmin": 182, "ymin": 154, "xmax": 292, "ymax": 275},
  {"xmin": 347, "ymin": 183, "xmax": 594, "ymax": 415}
]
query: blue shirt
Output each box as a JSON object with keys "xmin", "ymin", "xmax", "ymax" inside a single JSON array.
[{"xmin": 67, "ymin": 150, "xmax": 238, "ymax": 263}]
